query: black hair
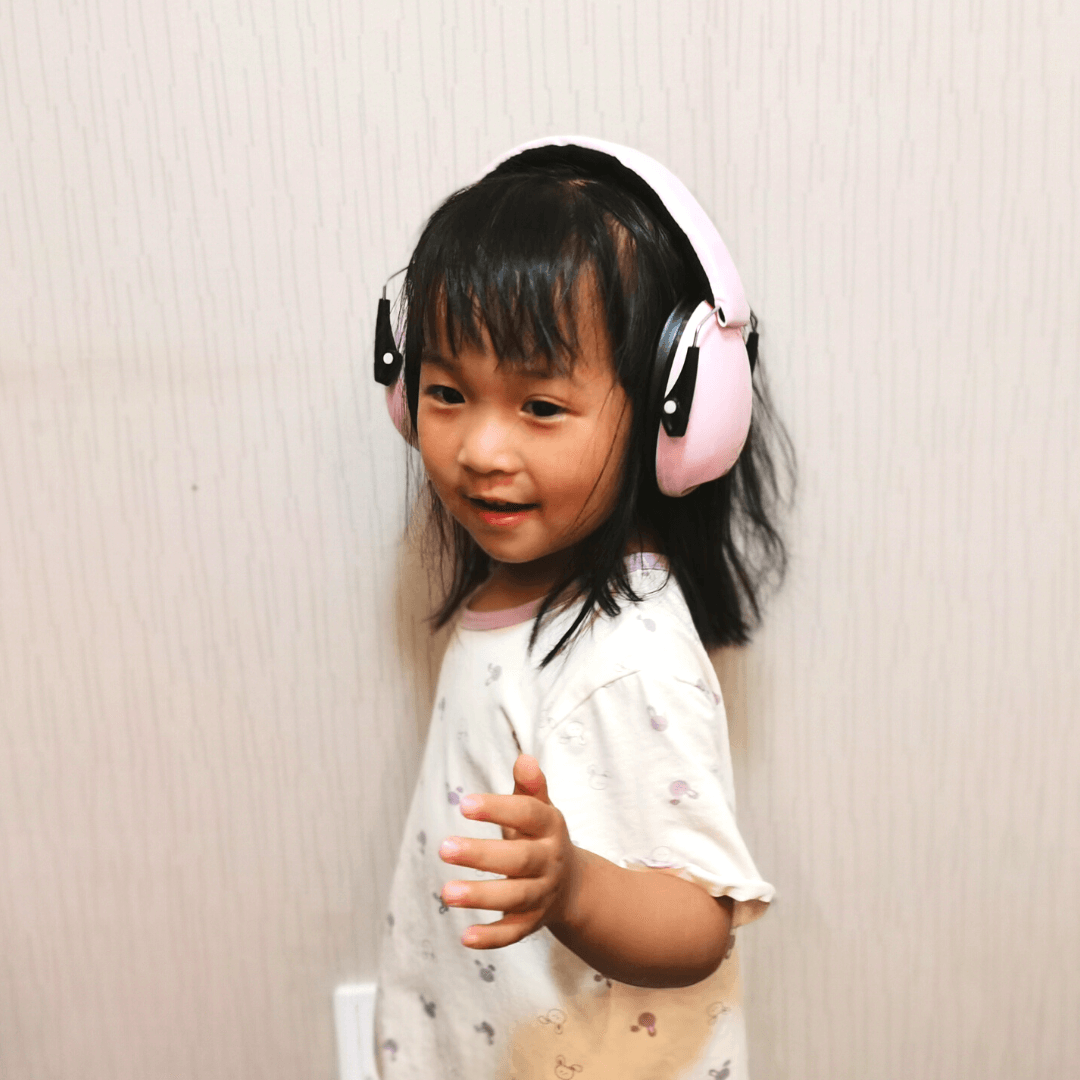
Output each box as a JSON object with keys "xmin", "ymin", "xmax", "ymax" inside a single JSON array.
[{"xmin": 398, "ymin": 145, "xmax": 795, "ymax": 668}]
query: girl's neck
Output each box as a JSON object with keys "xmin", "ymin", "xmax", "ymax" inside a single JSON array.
[{"xmin": 466, "ymin": 530, "xmax": 662, "ymax": 613}]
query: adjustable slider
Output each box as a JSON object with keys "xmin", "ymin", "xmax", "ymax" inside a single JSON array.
[
  {"xmin": 746, "ymin": 310, "xmax": 758, "ymax": 375},
  {"xmin": 374, "ymin": 297, "xmax": 403, "ymax": 385},
  {"xmin": 661, "ymin": 344, "xmax": 699, "ymax": 437}
]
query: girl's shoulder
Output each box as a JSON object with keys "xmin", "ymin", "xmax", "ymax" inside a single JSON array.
[
  {"xmin": 598, "ymin": 562, "xmax": 707, "ymax": 668},
  {"xmin": 535, "ymin": 560, "xmax": 716, "ymax": 713}
]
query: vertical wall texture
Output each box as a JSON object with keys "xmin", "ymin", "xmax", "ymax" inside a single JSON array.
[{"xmin": 1, "ymin": 1, "xmax": 1077, "ymax": 1077}]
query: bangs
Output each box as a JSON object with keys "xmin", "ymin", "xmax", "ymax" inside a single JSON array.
[{"xmin": 406, "ymin": 176, "xmax": 623, "ymax": 378}]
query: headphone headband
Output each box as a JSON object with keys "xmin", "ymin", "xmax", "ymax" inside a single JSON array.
[{"xmin": 479, "ymin": 137, "xmax": 750, "ymax": 328}]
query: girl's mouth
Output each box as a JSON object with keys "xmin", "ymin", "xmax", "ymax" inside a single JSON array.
[
  {"xmin": 469, "ymin": 497, "xmax": 538, "ymax": 512},
  {"xmin": 468, "ymin": 497, "xmax": 539, "ymax": 526}
]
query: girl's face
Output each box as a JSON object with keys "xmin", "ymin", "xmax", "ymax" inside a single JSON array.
[{"xmin": 417, "ymin": 286, "xmax": 632, "ymax": 591}]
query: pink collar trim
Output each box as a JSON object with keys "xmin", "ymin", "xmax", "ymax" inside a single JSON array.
[{"xmin": 458, "ymin": 552, "xmax": 668, "ymax": 631}]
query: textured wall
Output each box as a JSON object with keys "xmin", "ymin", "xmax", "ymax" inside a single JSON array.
[{"xmin": 1, "ymin": 1, "xmax": 1077, "ymax": 1077}]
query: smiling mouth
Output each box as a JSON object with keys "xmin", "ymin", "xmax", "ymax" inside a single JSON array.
[{"xmin": 469, "ymin": 497, "xmax": 538, "ymax": 512}]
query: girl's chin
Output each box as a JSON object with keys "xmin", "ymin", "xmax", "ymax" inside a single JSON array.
[
  {"xmin": 466, "ymin": 529, "xmax": 543, "ymax": 563},
  {"xmin": 475, "ymin": 544, "xmax": 576, "ymax": 580},
  {"xmin": 470, "ymin": 537, "xmax": 543, "ymax": 563}
]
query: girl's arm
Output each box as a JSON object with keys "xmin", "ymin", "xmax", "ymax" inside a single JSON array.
[
  {"xmin": 548, "ymin": 847, "xmax": 735, "ymax": 989},
  {"xmin": 441, "ymin": 756, "xmax": 741, "ymax": 987}
]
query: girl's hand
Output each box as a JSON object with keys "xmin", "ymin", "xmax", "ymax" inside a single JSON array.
[{"xmin": 439, "ymin": 754, "xmax": 580, "ymax": 949}]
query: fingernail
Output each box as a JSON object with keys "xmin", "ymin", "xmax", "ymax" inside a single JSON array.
[
  {"xmin": 440, "ymin": 839, "xmax": 461, "ymax": 858},
  {"xmin": 460, "ymin": 796, "xmax": 480, "ymax": 813}
]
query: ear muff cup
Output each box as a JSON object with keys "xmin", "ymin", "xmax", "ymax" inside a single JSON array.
[
  {"xmin": 385, "ymin": 371, "xmax": 416, "ymax": 448},
  {"xmin": 655, "ymin": 301, "xmax": 753, "ymax": 496}
]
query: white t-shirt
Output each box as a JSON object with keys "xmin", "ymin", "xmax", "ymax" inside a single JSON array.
[{"xmin": 374, "ymin": 553, "xmax": 775, "ymax": 1080}]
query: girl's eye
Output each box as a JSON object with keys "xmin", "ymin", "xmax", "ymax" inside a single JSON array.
[
  {"xmin": 425, "ymin": 385, "xmax": 464, "ymax": 405},
  {"xmin": 525, "ymin": 400, "xmax": 565, "ymax": 419}
]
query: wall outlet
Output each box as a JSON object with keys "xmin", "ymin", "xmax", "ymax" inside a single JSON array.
[{"xmin": 333, "ymin": 982, "xmax": 378, "ymax": 1080}]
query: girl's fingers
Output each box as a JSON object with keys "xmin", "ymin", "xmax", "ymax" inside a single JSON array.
[
  {"xmin": 512, "ymin": 754, "xmax": 549, "ymax": 800},
  {"xmin": 461, "ymin": 911, "xmax": 537, "ymax": 950},
  {"xmin": 439, "ymin": 835, "xmax": 536, "ymax": 877},
  {"xmin": 459, "ymin": 792, "xmax": 552, "ymax": 835},
  {"xmin": 441, "ymin": 874, "xmax": 545, "ymax": 915}
]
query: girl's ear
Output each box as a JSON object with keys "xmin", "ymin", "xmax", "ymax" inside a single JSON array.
[{"xmin": 385, "ymin": 372, "xmax": 419, "ymax": 448}]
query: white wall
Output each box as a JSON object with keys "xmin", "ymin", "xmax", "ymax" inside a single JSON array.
[{"xmin": 1, "ymin": 1, "xmax": 1077, "ymax": 1077}]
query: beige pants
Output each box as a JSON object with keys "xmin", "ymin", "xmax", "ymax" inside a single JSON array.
[{"xmin": 501, "ymin": 946, "xmax": 742, "ymax": 1080}]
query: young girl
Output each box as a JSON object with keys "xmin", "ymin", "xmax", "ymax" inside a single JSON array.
[{"xmin": 372, "ymin": 137, "xmax": 793, "ymax": 1080}]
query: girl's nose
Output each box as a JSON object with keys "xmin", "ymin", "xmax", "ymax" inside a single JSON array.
[{"xmin": 457, "ymin": 412, "xmax": 522, "ymax": 473}]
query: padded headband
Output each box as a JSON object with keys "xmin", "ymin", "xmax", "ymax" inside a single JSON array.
[{"xmin": 480, "ymin": 136, "xmax": 750, "ymax": 328}]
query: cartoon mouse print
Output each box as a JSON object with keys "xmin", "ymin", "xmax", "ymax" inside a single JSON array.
[
  {"xmin": 708, "ymin": 1061, "xmax": 732, "ymax": 1079},
  {"xmin": 446, "ymin": 783, "xmax": 465, "ymax": 805},
  {"xmin": 585, "ymin": 764, "xmax": 609, "ymax": 790},
  {"xmin": 636, "ymin": 612, "xmax": 657, "ymax": 631},
  {"xmin": 417, "ymin": 830, "xmax": 427, "ymax": 853},
  {"xmin": 640, "ymin": 845, "xmax": 677, "ymax": 868},
  {"xmin": 647, "ymin": 705, "xmax": 668, "ymax": 731},
  {"xmin": 669, "ymin": 780, "xmax": 699, "ymax": 805},
  {"xmin": 474, "ymin": 959, "xmax": 496, "ymax": 981},
  {"xmin": 629, "ymin": 1011, "xmax": 658, "ymax": 1036},
  {"xmin": 379, "ymin": 1038, "xmax": 398, "ymax": 1062},
  {"xmin": 557, "ymin": 720, "xmax": 587, "ymax": 748},
  {"xmin": 553, "ymin": 1054, "xmax": 583, "ymax": 1077},
  {"xmin": 433, "ymin": 891, "xmax": 450, "ymax": 914},
  {"xmin": 485, "ymin": 663, "xmax": 502, "ymax": 685},
  {"xmin": 592, "ymin": 973, "xmax": 613, "ymax": 989},
  {"xmin": 420, "ymin": 994, "xmax": 436, "ymax": 1018},
  {"xmin": 537, "ymin": 1008, "xmax": 567, "ymax": 1034},
  {"xmin": 474, "ymin": 1020, "xmax": 495, "ymax": 1045}
]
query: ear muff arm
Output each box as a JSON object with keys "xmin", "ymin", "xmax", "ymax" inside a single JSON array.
[
  {"xmin": 662, "ymin": 344, "xmax": 698, "ymax": 437},
  {"xmin": 662, "ymin": 303, "xmax": 731, "ymax": 438},
  {"xmin": 374, "ymin": 268, "xmax": 408, "ymax": 386},
  {"xmin": 374, "ymin": 296, "xmax": 403, "ymax": 385}
]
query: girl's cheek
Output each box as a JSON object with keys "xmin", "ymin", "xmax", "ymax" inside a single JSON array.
[{"xmin": 415, "ymin": 411, "xmax": 443, "ymax": 465}]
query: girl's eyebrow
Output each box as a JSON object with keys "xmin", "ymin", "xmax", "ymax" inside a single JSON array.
[
  {"xmin": 419, "ymin": 350, "xmax": 459, "ymax": 371},
  {"xmin": 420, "ymin": 349, "xmax": 560, "ymax": 381}
]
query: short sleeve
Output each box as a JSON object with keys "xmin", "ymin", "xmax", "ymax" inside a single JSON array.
[{"xmin": 538, "ymin": 664, "xmax": 775, "ymax": 929}]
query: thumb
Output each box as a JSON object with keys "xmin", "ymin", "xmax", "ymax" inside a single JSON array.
[{"xmin": 512, "ymin": 754, "xmax": 549, "ymax": 802}]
